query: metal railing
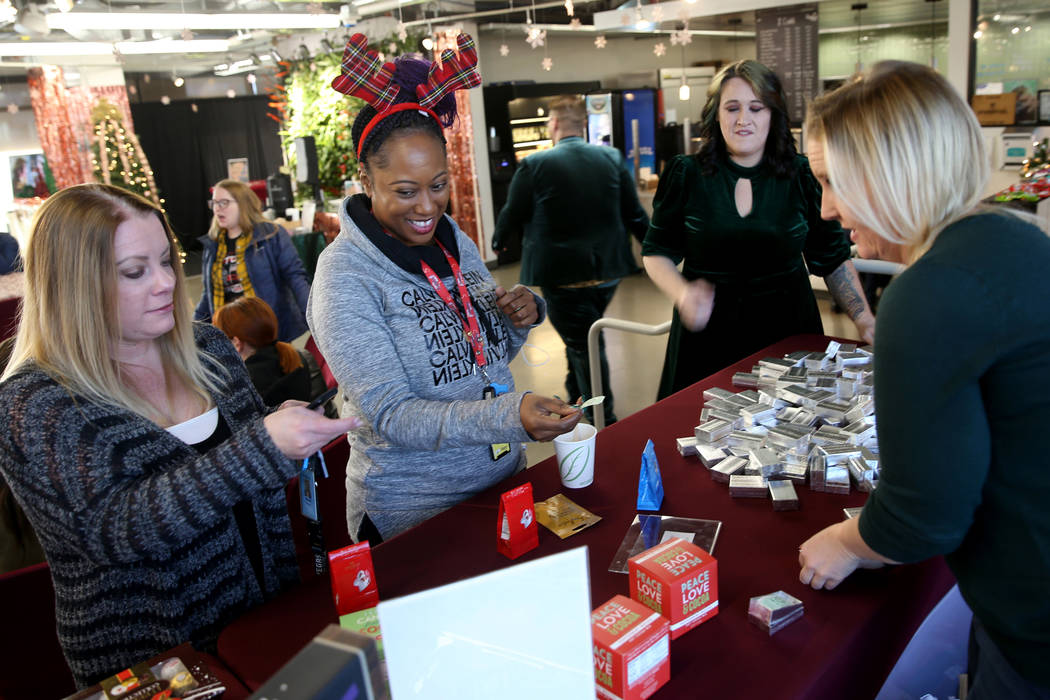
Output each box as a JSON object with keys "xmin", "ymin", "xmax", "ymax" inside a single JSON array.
[
  {"xmin": 587, "ymin": 318, "xmax": 671, "ymax": 431},
  {"xmin": 852, "ymin": 259, "xmax": 905, "ymax": 275}
]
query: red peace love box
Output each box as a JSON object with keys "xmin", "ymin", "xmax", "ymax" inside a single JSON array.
[
  {"xmin": 496, "ymin": 482, "xmax": 539, "ymax": 559},
  {"xmin": 628, "ymin": 537, "xmax": 718, "ymax": 640},
  {"xmin": 591, "ymin": 595, "xmax": 670, "ymax": 700},
  {"xmin": 328, "ymin": 541, "xmax": 380, "ymax": 616}
]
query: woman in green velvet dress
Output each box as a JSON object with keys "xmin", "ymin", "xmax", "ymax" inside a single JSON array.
[{"xmin": 643, "ymin": 60, "xmax": 874, "ymax": 398}]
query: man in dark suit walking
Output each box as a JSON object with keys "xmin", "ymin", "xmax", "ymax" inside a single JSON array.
[{"xmin": 493, "ymin": 95, "xmax": 650, "ymax": 425}]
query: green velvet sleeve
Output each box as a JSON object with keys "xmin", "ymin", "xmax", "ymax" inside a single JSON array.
[
  {"xmin": 796, "ymin": 157, "xmax": 851, "ymax": 277},
  {"xmin": 642, "ymin": 154, "xmax": 694, "ymax": 264}
]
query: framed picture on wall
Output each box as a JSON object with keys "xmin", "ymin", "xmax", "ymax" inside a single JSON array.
[
  {"xmin": 1004, "ymin": 80, "xmax": 1038, "ymax": 125},
  {"xmin": 226, "ymin": 157, "xmax": 249, "ymax": 183},
  {"xmin": 9, "ymin": 152, "xmax": 56, "ymax": 199},
  {"xmin": 1039, "ymin": 90, "xmax": 1050, "ymax": 125}
]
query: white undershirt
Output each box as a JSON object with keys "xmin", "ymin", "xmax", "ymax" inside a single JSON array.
[{"xmin": 165, "ymin": 406, "xmax": 219, "ymax": 445}]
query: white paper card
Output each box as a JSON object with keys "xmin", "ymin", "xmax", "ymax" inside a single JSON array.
[
  {"xmin": 661, "ymin": 530, "xmax": 694, "ymax": 544},
  {"xmin": 378, "ymin": 547, "xmax": 595, "ymax": 699}
]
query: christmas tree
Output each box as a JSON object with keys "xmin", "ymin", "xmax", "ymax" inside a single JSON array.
[
  {"xmin": 90, "ymin": 99, "xmax": 162, "ymax": 207},
  {"xmin": 1022, "ymin": 138, "xmax": 1049, "ymax": 178}
]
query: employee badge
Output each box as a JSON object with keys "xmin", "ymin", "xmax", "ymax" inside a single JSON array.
[{"xmin": 483, "ymin": 380, "xmax": 511, "ymax": 461}]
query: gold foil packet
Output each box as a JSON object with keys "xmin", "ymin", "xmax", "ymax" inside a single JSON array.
[{"xmin": 534, "ymin": 494, "xmax": 601, "ymax": 539}]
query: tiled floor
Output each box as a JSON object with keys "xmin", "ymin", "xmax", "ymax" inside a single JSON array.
[{"xmin": 184, "ymin": 260, "xmax": 862, "ymax": 468}]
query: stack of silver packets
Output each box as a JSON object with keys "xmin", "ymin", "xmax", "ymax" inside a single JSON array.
[{"xmin": 675, "ymin": 341, "xmax": 879, "ymax": 509}]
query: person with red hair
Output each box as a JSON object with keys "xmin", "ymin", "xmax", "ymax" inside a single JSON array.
[{"xmin": 213, "ymin": 296, "xmax": 312, "ymax": 406}]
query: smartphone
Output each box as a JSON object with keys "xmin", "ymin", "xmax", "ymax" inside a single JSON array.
[{"xmin": 306, "ymin": 386, "xmax": 338, "ymax": 410}]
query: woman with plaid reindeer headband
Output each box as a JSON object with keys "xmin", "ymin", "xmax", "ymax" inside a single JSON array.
[{"xmin": 307, "ymin": 34, "xmax": 582, "ymax": 544}]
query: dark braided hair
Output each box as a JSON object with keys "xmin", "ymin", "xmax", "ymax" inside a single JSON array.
[
  {"xmin": 696, "ymin": 60, "xmax": 798, "ymax": 179},
  {"xmin": 351, "ymin": 54, "xmax": 460, "ymax": 172}
]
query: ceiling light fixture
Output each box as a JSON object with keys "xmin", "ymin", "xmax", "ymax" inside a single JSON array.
[
  {"xmin": 47, "ymin": 12, "xmax": 340, "ymax": 32},
  {"xmin": 214, "ymin": 58, "xmax": 260, "ymax": 76},
  {"xmin": 0, "ymin": 38, "xmax": 231, "ymax": 56}
]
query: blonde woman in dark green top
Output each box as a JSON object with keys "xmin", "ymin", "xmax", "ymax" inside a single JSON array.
[
  {"xmin": 642, "ymin": 60, "xmax": 874, "ymax": 398},
  {"xmin": 798, "ymin": 62, "xmax": 1050, "ymax": 698}
]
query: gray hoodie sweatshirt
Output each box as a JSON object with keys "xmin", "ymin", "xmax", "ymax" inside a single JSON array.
[{"xmin": 307, "ymin": 200, "xmax": 543, "ymax": 539}]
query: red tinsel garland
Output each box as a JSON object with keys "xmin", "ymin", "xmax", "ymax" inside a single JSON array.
[
  {"xmin": 27, "ymin": 68, "xmax": 146, "ymax": 194},
  {"xmin": 26, "ymin": 66, "xmax": 90, "ymax": 189},
  {"xmin": 447, "ymin": 90, "xmax": 479, "ymax": 247}
]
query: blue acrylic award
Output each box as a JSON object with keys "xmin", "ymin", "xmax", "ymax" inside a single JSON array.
[{"xmin": 637, "ymin": 439, "xmax": 665, "ymax": 511}]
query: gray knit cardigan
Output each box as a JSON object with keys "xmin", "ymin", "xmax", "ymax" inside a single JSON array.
[{"xmin": 0, "ymin": 323, "xmax": 300, "ymax": 687}]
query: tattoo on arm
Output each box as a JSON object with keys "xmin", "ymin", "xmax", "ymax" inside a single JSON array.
[{"xmin": 825, "ymin": 262, "xmax": 871, "ymax": 321}]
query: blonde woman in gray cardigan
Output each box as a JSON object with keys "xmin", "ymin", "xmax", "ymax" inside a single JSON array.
[
  {"xmin": 309, "ymin": 46, "xmax": 581, "ymax": 543},
  {"xmin": 0, "ymin": 184, "xmax": 358, "ymax": 686}
]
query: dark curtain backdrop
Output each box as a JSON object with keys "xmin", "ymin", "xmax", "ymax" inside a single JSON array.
[{"xmin": 131, "ymin": 95, "xmax": 283, "ymax": 252}]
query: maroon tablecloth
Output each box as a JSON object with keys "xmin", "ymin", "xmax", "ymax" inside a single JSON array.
[{"xmin": 218, "ymin": 334, "xmax": 955, "ymax": 698}]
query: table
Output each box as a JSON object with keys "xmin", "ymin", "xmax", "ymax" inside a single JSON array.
[{"xmin": 217, "ymin": 334, "xmax": 955, "ymax": 698}]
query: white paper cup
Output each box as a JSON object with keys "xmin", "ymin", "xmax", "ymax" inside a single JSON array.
[{"xmin": 554, "ymin": 423, "xmax": 597, "ymax": 489}]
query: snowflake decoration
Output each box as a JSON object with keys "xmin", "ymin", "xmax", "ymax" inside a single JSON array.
[
  {"xmin": 620, "ymin": 12, "xmax": 631, "ymax": 26},
  {"xmin": 653, "ymin": 42, "xmax": 666, "ymax": 57},
  {"xmin": 541, "ymin": 56, "xmax": 553, "ymax": 71},
  {"xmin": 6, "ymin": 104, "xmax": 17, "ymax": 115},
  {"xmin": 651, "ymin": 5, "xmax": 663, "ymax": 21},
  {"xmin": 525, "ymin": 27, "xmax": 546, "ymax": 49},
  {"xmin": 388, "ymin": 42, "xmax": 398, "ymax": 53},
  {"xmin": 180, "ymin": 28, "xmax": 194, "ymax": 42},
  {"xmin": 569, "ymin": 17, "xmax": 582, "ymax": 29},
  {"xmin": 564, "ymin": 0, "xmax": 573, "ymax": 16},
  {"xmin": 499, "ymin": 43, "xmax": 510, "ymax": 56},
  {"xmin": 397, "ymin": 22, "xmax": 408, "ymax": 41},
  {"xmin": 594, "ymin": 35, "xmax": 607, "ymax": 49},
  {"xmin": 670, "ymin": 28, "xmax": 692, "ymax": 46},
  {"xmin": 377, "ymin": 52, "xmax": 386, "ymax": 62},
  {"xmin": 306, "ymin": 2, "xmax": 323, "ymax": 14}
]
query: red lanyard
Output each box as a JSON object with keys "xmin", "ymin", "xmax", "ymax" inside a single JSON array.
[{"xmin": 419, "ymin": 241, "xmax": 488, "ymax": 373}]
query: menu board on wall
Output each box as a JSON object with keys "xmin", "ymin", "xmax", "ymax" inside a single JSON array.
[{"xmin": 755, "ymin": 4, "xmax": 819, "ymax": 125}]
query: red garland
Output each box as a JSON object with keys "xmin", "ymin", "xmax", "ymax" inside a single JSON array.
[
  {"xmin": 26, "ymin": 66, "xmax": 88, "ymax": 189},
  {"xmin": 27, "ymin": 68, "xmax": 146, "ymax": 193},
  {"xmin": 447, "ymin": 90, "xmax": 479, "ymax": 247}
]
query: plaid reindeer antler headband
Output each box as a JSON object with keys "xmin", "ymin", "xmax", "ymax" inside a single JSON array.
[{"xmin": 331, "ymin": 32, "xmax": 482, "ymax": 159}]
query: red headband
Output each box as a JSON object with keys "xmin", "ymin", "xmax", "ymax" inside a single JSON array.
[
  {"xmin": 332, "ymin": 32, "xmax": 482, "ymax": 158},
  {"xmin": 355, "ymin": 102, "xmax": 441, "ymax": 159}
]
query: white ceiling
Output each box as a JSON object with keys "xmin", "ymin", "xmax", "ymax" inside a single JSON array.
[{"xmin": 0, "ymin": 0, "xmax": 1042, "ymax": 80}]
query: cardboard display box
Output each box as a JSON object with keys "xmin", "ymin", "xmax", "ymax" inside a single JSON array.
[
  {"xmin": 972, "ymin": 93, "xmax": 1017, "ymax": 126},
  {"xmin": 591, "ymin": 595, "xmax": 670, "ymax": 700},
  {"xmin": 628, "ymin": 538, "xmax": 718, "ymax": 640}
]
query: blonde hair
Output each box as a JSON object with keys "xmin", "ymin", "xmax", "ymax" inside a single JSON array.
[
  {"xmin": 549, "ymin": 95, "xmax": 586, "ymax": 135},
  {"xmin": 2, "ymin": 184, "xmax": 224, "ymax": 422},
  {"xmin": 207, "ymin": 179, "xmax": 266, "ymax": 241},
  {"xmin": 806, "ymin": 61, "xmax": 989, "ymax": 262}
]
